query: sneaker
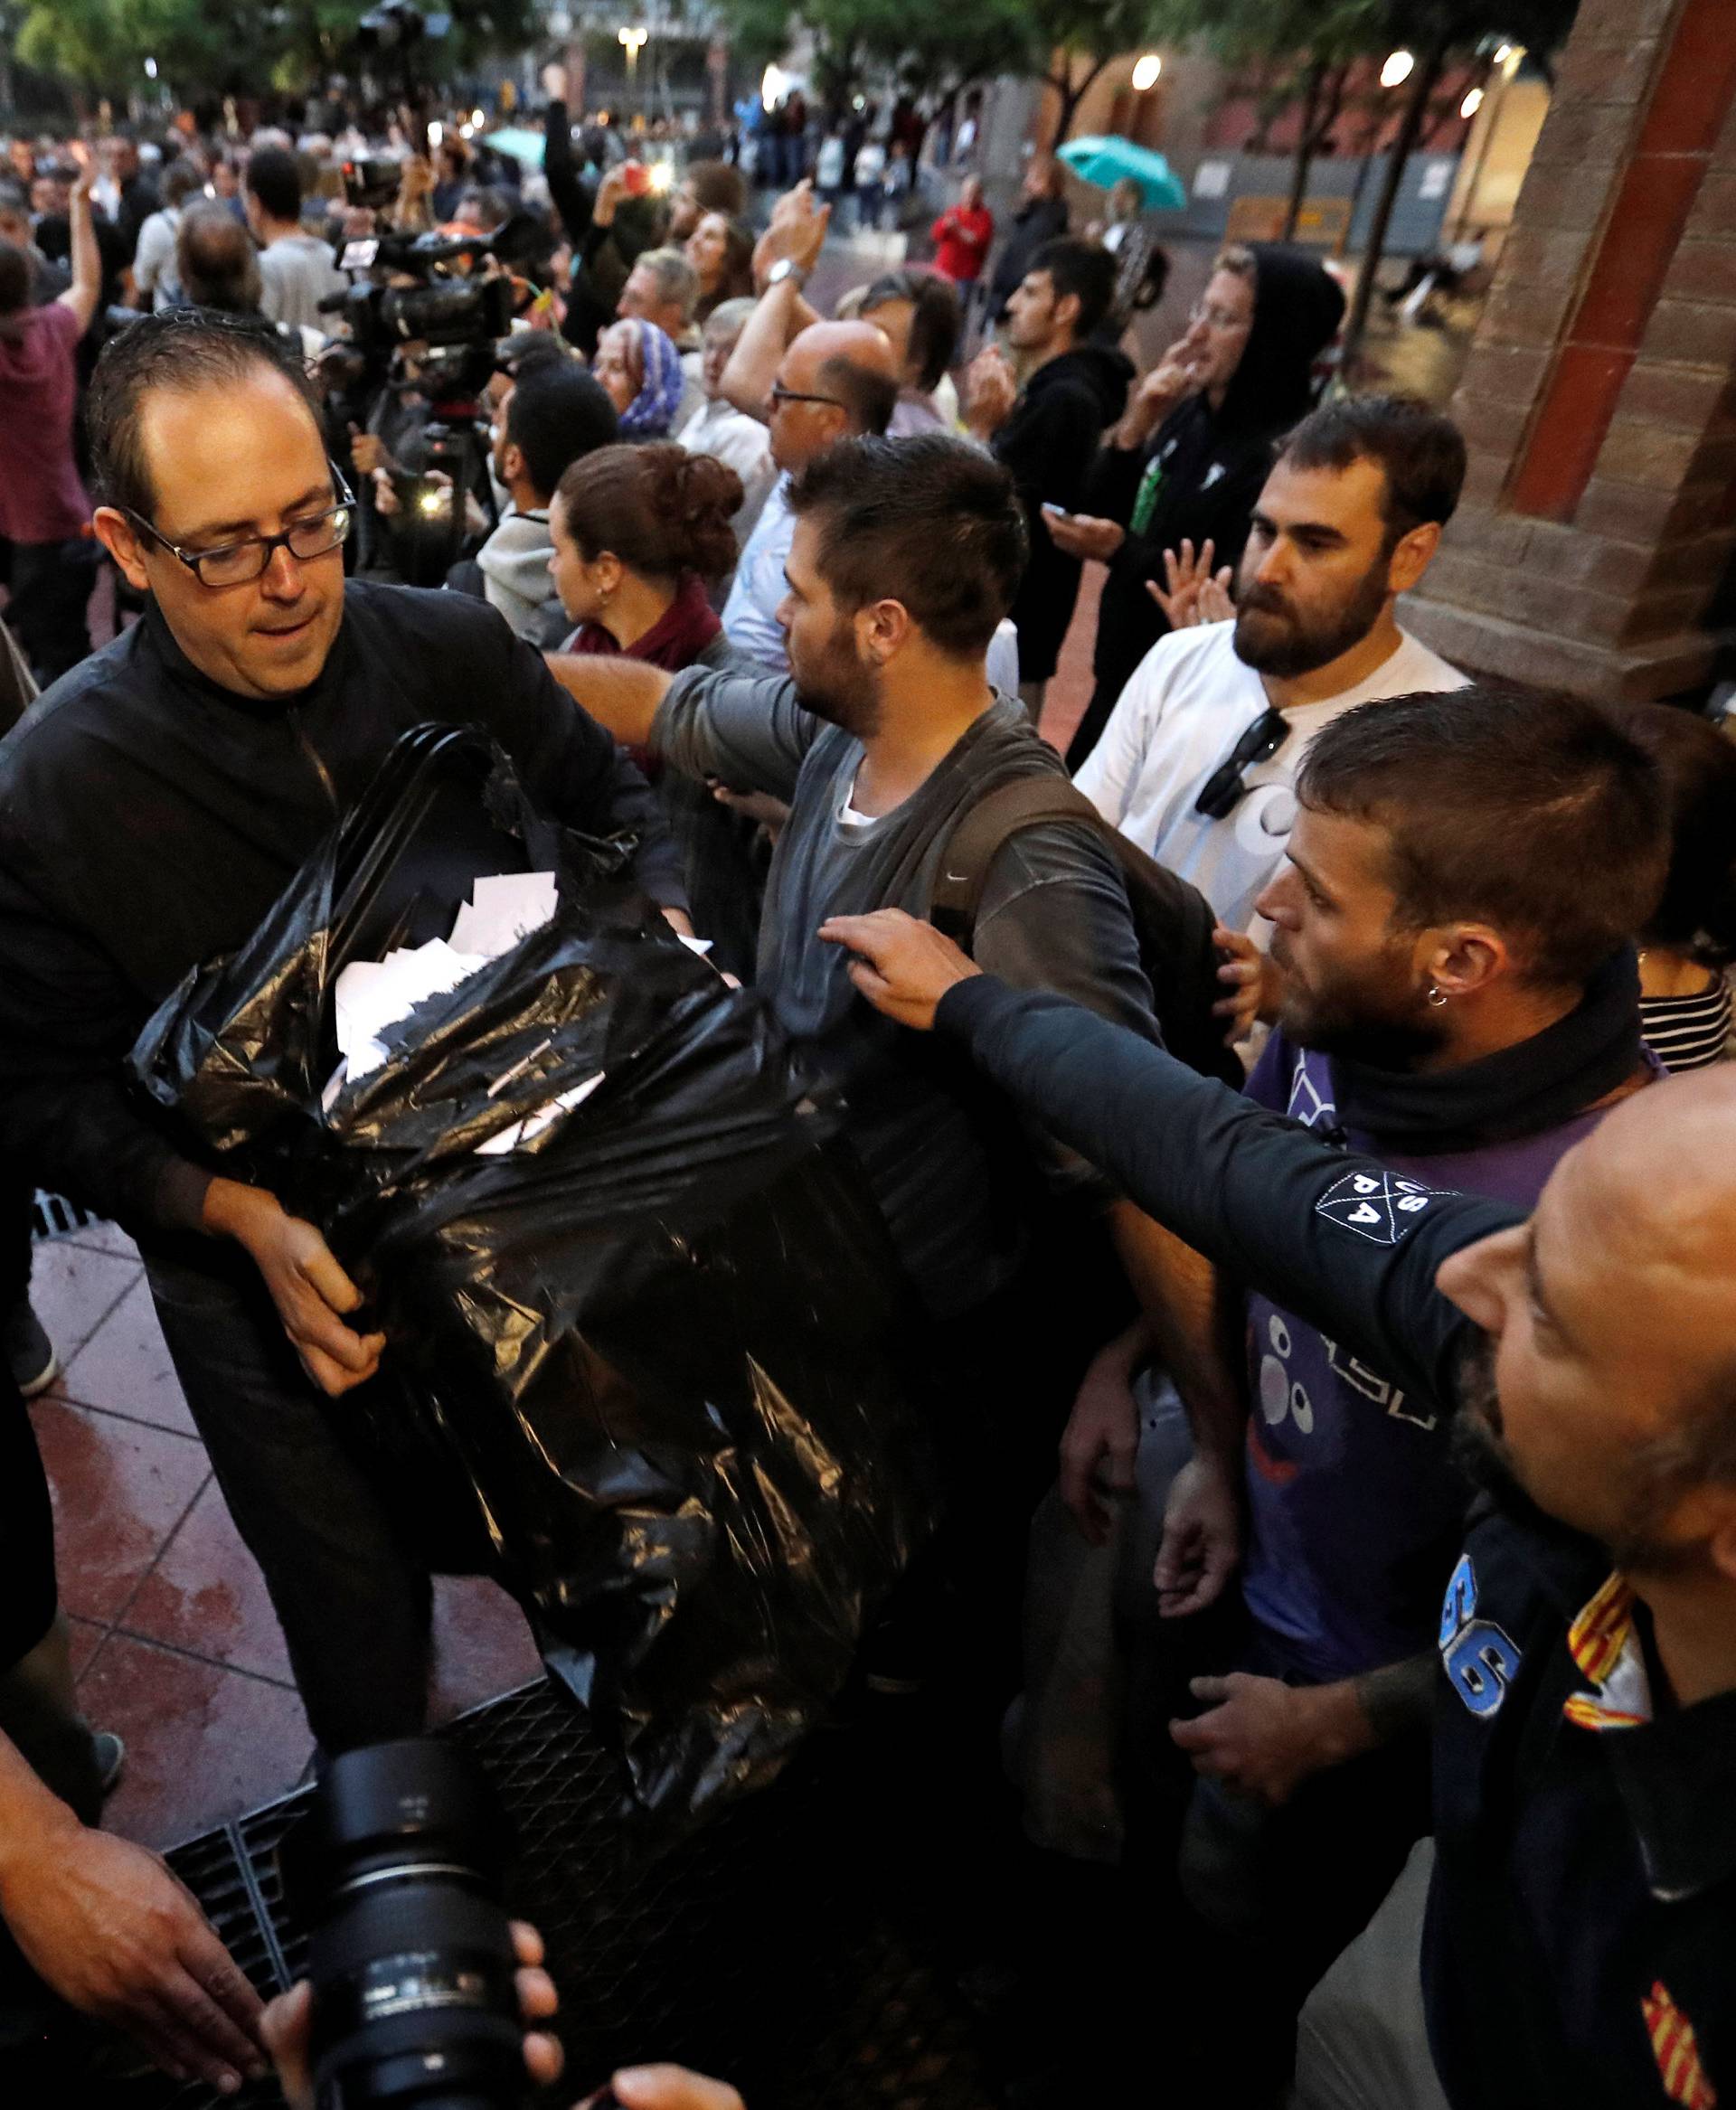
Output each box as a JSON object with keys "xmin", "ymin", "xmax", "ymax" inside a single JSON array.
[
  {"xmin": 5, "ymin": 1303, "xmax": 59, "ymax": 1398},
  {"xmin": 93, "ymin": 1732, "xmax": 126, "ymax": 1796}
]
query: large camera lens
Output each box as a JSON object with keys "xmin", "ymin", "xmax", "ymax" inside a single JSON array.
[{"xmin": 280, "ymin": 1738, "xmax": 525, "ymax": 2108}]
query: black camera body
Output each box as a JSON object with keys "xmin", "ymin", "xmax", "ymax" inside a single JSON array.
[
  {"xmin": 280, "ymin": 1738, "xmax": 526, "ymax": 2109},
  {"xmin": 321, "ymin": 234, "xmax": 514, "ymax": 377}
]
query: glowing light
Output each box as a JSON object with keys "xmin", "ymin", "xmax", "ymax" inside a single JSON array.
[
  {"xmin": 1380, "ymin": 49, "xmax": 1415, "ymax": 88},
  {"xmin": 1493, "ymin": 42, "xmax": 1513, "ymax": 62},
  {"xmin": 471, "ymin": 108, "xmax": 486, "ymax": 127},
  {"xmin": 144, "ymin": 55, "xmax": 158, "ymax": 78},
  {"xmin": 418, "ymin": 488, "xmax": 447, "ymax": 516},
  {"xmin": 429, "ymin": 120, "xmax": 443, "ymax": 146},
  {"xmin": 648, "ymin": 159, "xmax": 674, "ymax": 193},
  {"xmin": 1131, "ymin": 52, "xmax": 1162, "ymax": 92},
  {"xmin": 1501, "ymin": 42, "xmax": 1525, "ymax": 78},
  {"xmin": 458, "ymin": 122, "xmax": 474, "ymax": 137},
  {"xmin": 760, "ymin": 61, "xmax": 786, "ymax": 106},
  {"xmin": 618, "ymin": 24, "xmax": 647, "ymax": 53},
  {"xmin": 1460, "ymin": 86, "xmax": 1484, "ymax": 118}
]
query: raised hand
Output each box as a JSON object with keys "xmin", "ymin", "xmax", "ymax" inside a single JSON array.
[{"xmin": 1145, "ymin": 537, "xmax": 1234, "ymax": 627}]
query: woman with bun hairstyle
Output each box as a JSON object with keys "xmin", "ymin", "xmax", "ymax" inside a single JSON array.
[
  {"xmin": 551, "ymin": 442, "xmax": 765, "ymax": 971},
  {"xmin": 550, "ymin": 441, "xmax": 741, "ymax": 667}
]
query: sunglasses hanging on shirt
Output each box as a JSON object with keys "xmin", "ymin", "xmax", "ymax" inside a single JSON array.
[{"xmin": 1194, "ymin": 706, "xmax": 1291, "ymax": 821}]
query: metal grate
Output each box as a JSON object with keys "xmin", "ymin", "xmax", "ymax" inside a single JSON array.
[{"xmin": 103, "ymin": 1679, "xmax": 993, "ymax": 2110}]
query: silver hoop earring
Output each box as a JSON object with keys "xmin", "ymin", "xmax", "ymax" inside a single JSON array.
[{"xmin": 1428, "ymin": 985, "xmax": 1448, "ymax": 1008}]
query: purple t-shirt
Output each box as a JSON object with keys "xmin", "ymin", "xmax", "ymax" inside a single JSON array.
[
  {"xmin": 0, "ymin": 303, "xmax": 90, "ymax": 544},
  {"xmin": 1238, "ymin": 1033, "xmax": 1609, "ymax": 1683}
]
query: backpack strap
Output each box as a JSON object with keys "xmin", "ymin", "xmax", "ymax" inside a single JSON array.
[
  {"xmin": 930, "ymin": 775, "xmax": 1110, "ymax": 947},
  {"xmin": 930, "ymin": 772, "xmax": 1238, "ymax": 1085}
]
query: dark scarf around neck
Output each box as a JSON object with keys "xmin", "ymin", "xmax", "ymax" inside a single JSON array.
[{"xmin": 1328, "ymin": 948, "xmax": 1645, "ymax": 1154}]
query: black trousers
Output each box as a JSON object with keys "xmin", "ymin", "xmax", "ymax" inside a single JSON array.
[
  {"xmin": 6, "ymin": 540, "xmax": 95, "ymax": 688},
  {"xmin": 144, "ymin": 1255, "xmax": 442, "ymax": 1754}
]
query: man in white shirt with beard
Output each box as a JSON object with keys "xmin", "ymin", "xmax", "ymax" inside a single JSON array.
[{"xmin": 1076, "ymin": 395, "xmax": 1467, "ymax": 937}]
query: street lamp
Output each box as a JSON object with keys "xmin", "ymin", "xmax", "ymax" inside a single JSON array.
[
  {"xmin": 618, "ymin": 23, "xmax": 648, "ymax": 106},
  {"xmin": 1131, "ymin": 52, "xmax": 1162, "ymax": 92},
  {"xmin": 1380, "ymin": 49, "xmax": 1415, "ymax": 89}
]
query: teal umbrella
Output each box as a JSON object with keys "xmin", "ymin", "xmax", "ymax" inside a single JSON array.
[
  {"xmin": 1057, "ymin": 136, "xmax": 1187, "ymax": 212},
  {"xmin": 484, "ymin": 127, "xmax": 550, "ymax": 167}
]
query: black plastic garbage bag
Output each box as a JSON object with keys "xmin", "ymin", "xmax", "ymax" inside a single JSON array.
[{"xmin": 132, "ymin": 726, "xmax": 935, "ymax": 1826}]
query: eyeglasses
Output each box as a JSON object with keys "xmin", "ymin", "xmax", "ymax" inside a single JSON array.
[
  {"xmin": 769, "ymin": 381, "xmax": 844, "ymax": 413},
  {"xmin": 1189, "ymin": 299, "xmax": 1252, "ymax": 333},
  {"xmin": 1194, "ymin": 706, "xmax": 1290, "ymax": 820},
  {"xmin": 125, "ymin": 468, "xmax": 355, "ymax": 588}
]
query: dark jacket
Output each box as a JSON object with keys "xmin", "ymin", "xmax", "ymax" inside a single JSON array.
[
  {"xmin": 542, "ymin": 99, "xmax": 663, "ymax": 357},
  {"xmin": 987, "ymin": 194, "xmax": 1069, "ymax": 316},
  {"xmin": 936, "ymin": 975, "xmax": 1735, "ymax": 2110},
  {"xmin": 993, "ymin": 343, "xmax": 1134, "ymax": 684},
  {"xmin": 0, "ymin": 581, "xmax": 683, "ymax": 1242},
  {"xmin": 1067, "ymin": 245, "xmax": 1345, "ymax": 768}
]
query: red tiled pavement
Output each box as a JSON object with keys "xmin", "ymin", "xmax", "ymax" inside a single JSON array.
[
  {"xmin": 60, "ymin": 1276, "xmax": 200, "ymax": 1435},
  {"xmin": 74, "ymin": 1631, "xmax": 314, "ymax": 1850},
  {"xmin": 29, "ymin": 1395, "xmax": 211, "ymax": 1625},
  {"xmin": 28, "ymin": 1223, "xmax": 548, "ymax": 1851},
  {"xmin": 1039, "ymin": 562, "xmax": 1103, "ymax": 761},
  {"xmin": 122, "ymin": 1477, "xmax": 297, "ymax": 1685}
]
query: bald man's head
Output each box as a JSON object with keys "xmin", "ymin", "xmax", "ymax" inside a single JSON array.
[
  {"xmin": 769, "ymin": 319, "xmax": 901, "ymax": 474},
  {"xmin": 1439, "ymin": 1068, "xmax": 1736, "ymax": 1583}
]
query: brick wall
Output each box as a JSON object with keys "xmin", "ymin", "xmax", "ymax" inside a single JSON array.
[{"xmin": 1403, "ymin": 0, "xmax": 1736, "ymax": 701}]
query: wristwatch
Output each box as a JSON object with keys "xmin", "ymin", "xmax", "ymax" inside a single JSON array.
[{"xmin": 766, "ymin": 258, "xmax": 807, "ymax": 290}]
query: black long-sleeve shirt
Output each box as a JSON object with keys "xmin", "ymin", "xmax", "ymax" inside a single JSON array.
[
  {"xmin": 0, "ymin": 581, "xmax": 683, "ymax": 1239},
  {"xmin": 1071, "ymin": 400, "xmax": 1275, "ymax": 741},
  {"xmin": 937, "ymin": 975, "xmax": 1736, "ymax": 2110}
]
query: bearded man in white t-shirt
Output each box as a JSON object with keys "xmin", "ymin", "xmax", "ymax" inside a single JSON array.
[{"xmin": 1075, "ymin": 395, "xmax": 1468, "ymax": 935}]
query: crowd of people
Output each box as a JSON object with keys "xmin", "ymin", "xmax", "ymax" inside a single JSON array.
[{"xmin": 1, "ymin": 80, "xmax": 1734, "ymax": 2110}]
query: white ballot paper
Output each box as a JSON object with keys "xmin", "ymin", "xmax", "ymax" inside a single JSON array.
[
  {"xmin": 448, "ymin": 871, "xmax": 561, "ymax": 957},
  {"xmin": 326, "ymin": 872, "xmax": 585, "ymax": 1146},
  {"xmin": 324, "ymin": 871, "xmax": 713, "ymax": 1144}
]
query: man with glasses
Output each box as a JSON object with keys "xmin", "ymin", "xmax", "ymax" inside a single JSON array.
[
  {"xmin": 707, "ymin": 186, "xmax": 901, "ymax": 673},
  {"xmin": 1075, "ymin": 395, "xmax": 1467, "ymax": 941},
  {"xmin": 0, "ymin": 310, "xmax": 687, "ymax": 1759},
  {"xmin": 1053, "ymin": 243, "xmax": 1346, "ymax": 769}
]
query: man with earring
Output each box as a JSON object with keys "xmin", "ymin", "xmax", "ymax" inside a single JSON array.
[{"xmin": 1060, "ymin": 684, "xmax": 1669, "ymax": 2097}]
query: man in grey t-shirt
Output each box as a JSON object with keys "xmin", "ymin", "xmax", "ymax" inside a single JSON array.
[
  {"xmin": 554, "ymin": 429, "xmax": 1239, "ymax": 1403},
  {"xmin": 561, "ymin": 438, "xmax": 1127, "ymax": 1304},
  {"xmin": 554, "ymin": 431, "xmax": 1244, "ymax": 2000},
  {"xmin": 245, "ymin": 147, "xmax": 342, "ymax": 336}
]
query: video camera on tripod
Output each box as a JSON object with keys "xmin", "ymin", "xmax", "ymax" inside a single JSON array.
[
  {"xmin": 321, "ymin": 228, "xmax": 516, "ymax": 398},
  {"xmin": 319, "ymin": 229, "xmax": 524, "ymax": 585}
]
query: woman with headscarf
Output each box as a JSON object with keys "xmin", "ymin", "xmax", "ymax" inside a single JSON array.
[
  {"xmin": 1054, "ymin": 242, "xmax": 1346, "ymax": 768},
  {"xmin": 592, "ymin": 316, "xmax": 688, "ymax": 439}
]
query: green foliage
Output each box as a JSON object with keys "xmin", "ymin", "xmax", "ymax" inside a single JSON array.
[
  {"xmin": 710, "ymin": 0, "xmax": 1176, "ymax": 113},
  {"xmin": 13, "ymin": 0, "xmax": 536, "ymax": 99}
]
